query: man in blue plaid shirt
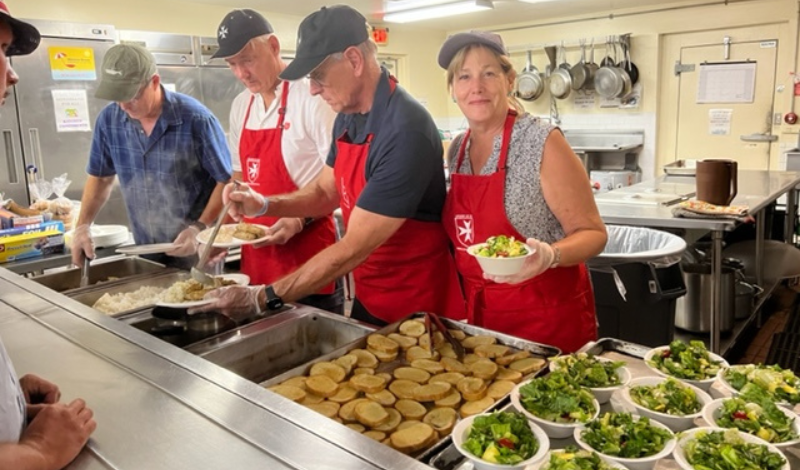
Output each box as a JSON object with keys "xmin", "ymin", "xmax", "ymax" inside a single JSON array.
[{"xmin": 71, "ymin": 44, "xmax": 232, "ymax": 269}]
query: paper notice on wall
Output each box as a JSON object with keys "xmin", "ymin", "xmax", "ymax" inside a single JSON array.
[
  {"xmin": 708, "ymin": 108, "xmax": 732, "ymax": 135},
  {"xmin": 696, "ymin": 62, "xmax": 756, "ymax": 103},
  {"xmin": 574, "ymin": 91, "xmax": 595, "ymax": 109},
  {"xmin": 51, "ymin": 89, "xmax": 91, "ymax": 132},
  {"xmin": 48, "ymin": 46, "xmax": 97, "ymax": 81}
]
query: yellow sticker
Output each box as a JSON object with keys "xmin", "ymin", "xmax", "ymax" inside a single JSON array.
[{"xmin": 48, "ymin": 46, "xmax": 96, "ymax": 81}]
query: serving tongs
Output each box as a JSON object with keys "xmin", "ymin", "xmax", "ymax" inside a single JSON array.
[
  {"xmin": 191, "ymin": 180, "xmax": 242, "ymax": 286},
  {"xmin": 424, "ymin": 312, "xmax": 465, "ymax": 361},
  {"xmin": 79, "ymin": 257, "xmax": 90, "ymax": 288}
]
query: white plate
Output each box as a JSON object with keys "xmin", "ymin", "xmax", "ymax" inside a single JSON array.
[
  {"xmin": 156, "ymin": 299, "xmax": 215, "ymax": 309},
  {"xmin": 195, "ymin": 224, "xmax": 271, "ymax": 248},
  {"xmin": 116, "ymin": 243, "xmax": 177, "ymax": 255}
]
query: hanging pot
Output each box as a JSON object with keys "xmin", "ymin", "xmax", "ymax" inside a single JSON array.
[
  {"xmin": 623, "ymin": 44, "xmax": 640, "ymax": 86},
  {"xmin": 583, "ymin": 39, "xmax": 600, "ymax": 91},
  {"xmin": 516, "ymin": 50, "xmax": 543, "ymax": 101},
  {"xmin": 549, "ymin": 44, "xmax": 572, "ymax": 99},
  {"xmin": 570, "ymin": 40, "xmax": 589, "ymax": 90}
]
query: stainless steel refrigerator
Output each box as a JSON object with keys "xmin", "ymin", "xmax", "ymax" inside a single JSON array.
[
  {"xmin": 3, "ymin": 20, "xmax": 129, "ymax": 226},
  {"xmin": 196, "ymin": 35, "xmax": 246, "ymax": 134}
]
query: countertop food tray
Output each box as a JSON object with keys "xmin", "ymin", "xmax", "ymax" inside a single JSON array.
[
  {"xmin": 66, "ymin": 270, "xmax": 188, "ymax": 318},
  {"xmin": 259, "ymin": 312, "xmax": 561, "ymax": 464},
  {"xmin": 430, "ymin": 337, "xmax": 800, "ymax": 470},
  {"xmin": 663, "ymin": 159, "xmax": 698, "ymax": 176}
]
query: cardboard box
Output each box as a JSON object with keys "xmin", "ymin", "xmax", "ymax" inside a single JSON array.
[
  {"xmin": 0, "ymin": 207, "xmax": 44, "ymax": 229},
  {"xmin": 0, "ymin": 221, "xmax": 65, "ymax": 263}
]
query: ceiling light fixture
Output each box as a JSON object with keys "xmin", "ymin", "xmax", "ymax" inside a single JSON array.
[{"xmin": 383, "ymin": 0, "xmax": 494, "ymax": 23}]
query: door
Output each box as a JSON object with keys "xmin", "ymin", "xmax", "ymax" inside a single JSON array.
[
  {"xmin": 12, "ymin": 36, "xmax": 130, "ymax": 227},
  {"xmin": 659, "ymin": 26, "xmax": 783, "ymax": 171},
  {"xmin": 0, "ymin": 88, "xmax": 25, "ymax": 205}
]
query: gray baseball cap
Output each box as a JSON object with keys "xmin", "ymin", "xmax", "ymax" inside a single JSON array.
[
  {"xmin": 437, "ymin": 31, "xmax": 506, "ymax": 69},
  {"xmin": 95, "ymin": 44, "xmax": 157, "ymax": 102}
]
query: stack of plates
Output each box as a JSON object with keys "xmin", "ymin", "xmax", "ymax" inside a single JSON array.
[{"xmin": 65, "ymin": 225, "xmax": 130, "ymax": 249}]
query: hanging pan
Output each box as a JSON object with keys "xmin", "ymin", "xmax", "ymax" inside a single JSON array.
[
  {"xmin": 583, "ymin": 39, "xmax": 599, "ymax": 91},
  {"xmin": 549, "ymin": 44, "xmax": 573, "ymax": 99},
  {"xmin": 516, "ymin": 50, "xmax": 543, "ymax": 101},
  {"xmin": 570, "ymin": 40, "xmax": 589, "ymax": 90},
  {"xmin": 622, "ymin": 40, "xmax": 639, "ymax": 86}
]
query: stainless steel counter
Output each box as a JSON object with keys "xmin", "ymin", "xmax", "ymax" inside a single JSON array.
[
  {"xmin": 0, "ymin": 267, "xmax": 433, "ymax": 470},
  {"xmin": 595, "ymin": 170, "xmax": 800, "ymax": 354}
]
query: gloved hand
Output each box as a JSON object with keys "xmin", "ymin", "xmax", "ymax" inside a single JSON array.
[
  {"xmin": 222, "ymin": 182, "xmax": 266, "ymax": 221},
  {"xmin": 199, "ymin": 244, "xmax": 229, "ymax": 272},
  {"xmin": 484, "ymin": 238, "xmax": 555, "ymax": 285},
  {"xmin": 166, "ymin": 225, "xmax": 200, "ymax": 257},
  {"xmin": 253, "ymin": 218, "xmax": 304, "ymax": 248},
  {"xmin": 70, "ymin": 224, "xmax": 94, "ymax": 267},
  {"xmin": 188, "ymin": 285, "xmax": 265, "ymax": 321}
]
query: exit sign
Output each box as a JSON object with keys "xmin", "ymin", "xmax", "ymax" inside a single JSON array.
[{"xmin": 372, "ymin": 27, "xmax": 389, "ymax": 46}]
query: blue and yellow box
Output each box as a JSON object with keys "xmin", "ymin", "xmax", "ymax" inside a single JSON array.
[{"xmin": 0, "ymin": 221, "xmax": 65, "ymax": 263}]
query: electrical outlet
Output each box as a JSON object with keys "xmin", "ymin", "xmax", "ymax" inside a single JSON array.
[{"xmin": 775, "ymin": 113, "xmax": 783, "ymax": 125}]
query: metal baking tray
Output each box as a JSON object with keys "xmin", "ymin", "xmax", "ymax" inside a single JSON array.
[
  {"xmin": 663, "ymin": 159, "xmax": 698, "ymax": 176},
  {"xmin": 30, "ymin": 257, "xmax": 170, "ymax": 293},
  {"xmin": 66, "ymin": 270, "xmax": 190, "ymax": 318},
  {"xmin": 260, "ymin": 312, "xmax": 560, "ymax": 464}
]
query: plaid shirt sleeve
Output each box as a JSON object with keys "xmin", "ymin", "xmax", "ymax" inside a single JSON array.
[
  {"xmin": 87, "ymin": 107, "xmax": 117, "ymax": 177},
  {"xmin": 193, "ymin": 114, "xmax": 233, "ymax": 183}
]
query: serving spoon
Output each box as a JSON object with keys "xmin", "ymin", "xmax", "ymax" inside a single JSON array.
[{"xmin": 191, "ymin": 180, "xmax": 242, "ymax": 285}]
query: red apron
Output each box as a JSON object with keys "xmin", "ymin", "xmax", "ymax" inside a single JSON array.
[
  {"xmin": 239, "ymin": 81, "xmax": 335, "ymax": 292},
  {"xmin": 332, "ymin": 78, "xmax": 465, "ymax": 323},
  {"xmin": 442, "ymin": 110, "xmax": 597, "ymax": 353}
]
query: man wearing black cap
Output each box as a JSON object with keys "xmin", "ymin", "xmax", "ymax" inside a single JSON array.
[
  {"xmin": 200, "ymin": 5, "xmax": 465, "ymax": 325},
  {"xmin": 0, "ymin": 6, "xmax": 97, "ymax": 469},
  {"xmin": 210, "ymin": 9, "xmax": 341, "ymax": 313}
]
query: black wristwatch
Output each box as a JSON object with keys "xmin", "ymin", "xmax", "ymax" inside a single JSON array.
[{"xmin": 264, "ymin": 285, "xmax": 284, "ymax": 310}]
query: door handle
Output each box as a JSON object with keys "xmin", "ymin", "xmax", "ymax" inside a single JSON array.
[
  {"xmin": 28, "ymin": 128, "xmax": 43, "ymax": 178},
  {"xmin": 2, "ymin": 129, "xmax": 18, "ymax": 183},
  {"xmin": 740, "ymin": 133, "xmax": 778, "ymax": 142}
]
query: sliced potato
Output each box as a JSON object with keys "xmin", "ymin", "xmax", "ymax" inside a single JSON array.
[
  {"xmin": 398, "ymin": 320, "xmax": 426, "ymax": 338},
  {"xmin": 395, "ymin": 399, "xmax": 427, "ymax": 420},
  {"xmin": 434, "ymin": 390, "xmax": 462, "ymax": 408},
  {"xmin": 461, "ymin": 335, "xmax": 497, "ymax": 350},
  {"xmin": 456, "ymin": 377, "xmax": 487, "ymax": 401},
  {"xmin": 390, "ymin": 423, "xmax": 436, "ymax": 454},
  {"xmin": 413, "ymin": 382, "xmax": 452, "ymax": 402},
  {"xmin": 339, "ymin": 398, "xmax": 371, "ymax": 422},
  {"xmin": 309, "ymin": 361, "xmax": 347, "ymax": 383},
  {"xmin": 355, "ymin": 400, "xmax": 389, "ymax": 427},
  {"xmin": 474, "ymin": 344, "xmax": 510, "ymax": 359},
  {"xmin": 387, "ymin": 333, "xmax": 418, "ymax": 350},
  {"xmin": 495, "ymin": 349, "xmax": 532, "ymax": 366},
  {"xmin": 372, "ymin": 407, "xmax": 402, "ymax": 433},
  {"xmin": 307, "ymin": 401, "xmax": 341, "ymax": 418},
  {"xmin": 486, "ymin": 380, "xmax": 516, "ymax": 399},
  {"xmin": 469, "ymin": 359, "xmax": 499, "ymax": 380},
  {"xmin": 508, "ymin": 357, "xmax": 546, "ymax": 375},
  {"xmin": 328, "ymin": 384, "xmax": 360, "ymax": 404},
  {"xmin": 423, "ymin": 407, "xmax": 458, "ymax": 435},
  {"xmin": 366, "ymin": 389, "xmax": 397, "ymax": 407},
  {"xmin": 459, "ymin": 396, "xmax": 494, "ymax": 418},
  {"xmin": 389, "ymin": 379, "xmax": 421, "ymax": 400},
  {"xmin": 429, "ymin": 372, "xmax": 465, "ymax": 386},
  {"xmin": 496, "ymin": 367, "xmax": 523, "ymax": 383},
  {"xmin": 393, "ymin": 366, "xmax": 431, "ymax": 384},
  {"xmin": 363, "ymin": 430, "xmax": 387, "ymax": 441},
  {"xmin": 440, "ymin": 357, "xmax": 469, "ymax": 374},
  {"xmin": 300, "ymin": 392, "xmax": 325, "ymax": 405},
  {"xmin": 349, "ymin": 373, "xmax": 387, "ymax": 393},
  {"xmin": 411, "ymin": 359, "xmax": 445, "ymax": 374},
  {"xmin": 367, "ymin": 333, "xmax": 400, "ymax": 353},
  {"xmin": 349, "ymin": 349, "xmax": 379, "ymax": 368},
  {"xmin": 268, "ymin": 384, "xmax": 306, "ymax": 402},
  {"xmin": 278, "ymin": 376, "xmax": 307, "ymax": 390},
  {"xmin": 305, "ymin": 375, "xmax": 339, "ymax": 398}
]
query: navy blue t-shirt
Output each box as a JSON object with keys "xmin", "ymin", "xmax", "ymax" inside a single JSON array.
[{"xmin": 326, "ymin": 68, "xmax": 445, "ymax": 222}]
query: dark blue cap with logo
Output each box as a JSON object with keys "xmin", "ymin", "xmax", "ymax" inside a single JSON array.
[{"xmin": 211, "ymin": 9, "xmax": 274, "ymax": 59}]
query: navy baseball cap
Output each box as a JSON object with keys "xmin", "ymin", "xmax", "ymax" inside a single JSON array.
[
  {"xmin": 0, "ymin": 2, "xmax": 40, "ymax": 56},
  {"xmin": 211, "ymin": 9, "xmax": 274, "ymax": 59},
  {"xmin": 280, "ymin": 5, "xmax": 369, "ymax": 81}
]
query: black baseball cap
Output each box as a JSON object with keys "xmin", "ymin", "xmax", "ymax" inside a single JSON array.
[
  {"xmin": 280, "ymin": 5, "xmax": 369, "ymax": 81},
  {"xmin": 211, "ymin": 9, "xmax": 274, "ymax": 59},
  {"xmin": 0, "ymin": 1, "xmax": 40, "ymax": 57},
  {"xmin": 438, "ymin": 31, "xmax": 506, "ymax": 69}
]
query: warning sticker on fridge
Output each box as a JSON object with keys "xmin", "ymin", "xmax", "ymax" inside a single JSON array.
[
  {"xmin": 48, "ymin": 47, "xmax": 96, "ymax": 81},
  {"xmin": 51, "ymin": 89, "xmax": 91, "ymax": 132}
]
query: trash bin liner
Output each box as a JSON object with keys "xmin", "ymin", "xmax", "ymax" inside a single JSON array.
[{"xmin": 589, "ymin": 225, "xmax": 688, "ymax": 347}]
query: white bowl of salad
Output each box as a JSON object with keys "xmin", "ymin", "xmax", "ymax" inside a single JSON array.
[
  {"xmin": 717, "ymin": 364, "xmax": 800, "ymax": 406},
  {"xmin": 530, "ymin": 447, "xmax": 631, "ymax": 470},
  {"xmin": 452, "ymin": 411, "xmax": 550, "ymax": 470},
  {"xmin": 673, "ymin": 427, "xmax": 789, "ymax": 470},
  {"xmin": 574, "ymin": 412, "xmax": 676, "ymax": 470},
  {"xmin": 550, "ymin": 353, "xmax": 630, "ymax": 404},
  {"xmin": 620, "ymin": 376, "xmax": 711, "ymax": 432},
  {"xmin": 467, "ymin": 235, "xmax": 534, "ymax": 276},
  {"xmin": 643, "ymin": 340, "xmax": 728, "ymax": 391},
  {"xmin": 702, "ymin": 397, "xmax": 800, "ymax": 448},
  {"xmin": 510, "ymin": 371, "xmax": 600, "ymax": 438}
]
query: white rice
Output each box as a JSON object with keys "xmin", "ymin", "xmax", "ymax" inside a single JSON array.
[{"xmin": 92, "ymin": 286, "xmax": 166, "ymax": 315}]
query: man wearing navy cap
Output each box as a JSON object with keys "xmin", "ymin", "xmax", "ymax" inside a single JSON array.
[
  {"xmin": 0, "ymin": 5, "xmax": 97, "ymax": 469},
  {"xmin": 209, "ymin": 9, "xmax": 341, "ymax": 314},
  {"xmin": 199, "ymin": 5, "xmax": 465, "ymax": 325}
]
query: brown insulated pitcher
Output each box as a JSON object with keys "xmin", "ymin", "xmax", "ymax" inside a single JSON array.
[{"xmin": 696, "ymin": 159, "xmax": 738, "ymax": 206}]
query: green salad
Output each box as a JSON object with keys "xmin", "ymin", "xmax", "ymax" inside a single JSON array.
[
  {"xmin": 629, "ymin": 378, "xmax": 702, "ymax": 416},
  {"xmin": 715, "ymin": 394, "xmax": 798, "ymax": 443},
  {"xmin": 518, "ymin": 371, "xmax": 597, "ymax": 423},
  {"xmin": 723, "ymin": 364, "xmax": 800, "ymax": 405},
  {"xmin": 580, "ymin": 412, "xmax": 673, "ymax": 459},
  {"xmin": 682, "ymin": 429, "xmax": 786, "ymax": 470},
  {"xmin": 647, "ymin": 340, "xmax": 723, "ymax": 380},
  {"xmin": 473, "ymin": 235, "xmax": 528, "ymax": 258},
  {"xmin": 553, "ymin": 353, "xmax": 626, "ymax": 388},
  {"xmin": 462, "ymin": 411, "xmax": 539, "ymax": 465},
  {"xmin": 544, "ymin": 447, "xmax": 618, "ymax": 470}
]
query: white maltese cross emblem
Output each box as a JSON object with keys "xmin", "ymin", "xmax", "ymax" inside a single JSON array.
[
  {"xmin": 246, "ymin": 157, "xmax": 260, "ymax": 183},
  {"xmin": 218, "ymin": 26, "xmax": 228, "ymax": 39},
  {"xmin": 455, "ymin": 214, "xmax": 474, "ymax": 247}
]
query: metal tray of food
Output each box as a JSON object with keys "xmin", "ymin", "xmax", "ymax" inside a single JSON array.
[
  {"xmin": 261, "ymin": 312, "xmax": 560, "ymax": 463},
  {"xmin": 66, "ymin": 270, "xmax": 191, "ymax": 318},
  {"xmin": 663, "ymin": 159, "xmax": 698, "ymax": 176},
  {"xmin": 30, "ymin": 256, "xmax": 170, "ymax": 293}
]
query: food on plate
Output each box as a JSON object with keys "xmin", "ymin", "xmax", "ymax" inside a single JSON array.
[
  {"xmin": 681, "ymin": 428, "xmax": 786, "ymax": 470},
  {"xmin": 233, "ymin": 222, "xmax": 266, "ymax": 240},
  {"xmin": 722, "ymin": 364, "xmax": 800, "ymax": 405},
  {"xmin": 161, "ymin": 277, "xmax": 237, "ymax": 303},
  {"xmin": 92, "ymin": 285, "xmax": 167, "ymax": 315},
  {"xmin": 517, "ymin": 371, "xmax": 597, "ymax": 423},
  {"xmin": 552, "ymin": 352, "xmax": 626, "ymax": 388},
  {"xmin": 715, "ymin": 393, "xmax": 798, "ymax": 443},
  {"xmin": 629, "ymin": 377, "xmax": 702, "ymax": 416},
  {"xmin": 461, "ymin": 411, "xmax": 540, "ymax": 465},
  {"xmin": 647, "ymin": 340, "xmax": 723, "ymax": 380},
  {"xmin": 580, "ymin": 412, "xmax": 673, "ymax": 458},
  {"xmin": 544, "ymin": 447, "xmax": 619, "ymax": 470},
  {"xmin": 471, "ymin": 235, "xmax": 529, "ymax": 258}
]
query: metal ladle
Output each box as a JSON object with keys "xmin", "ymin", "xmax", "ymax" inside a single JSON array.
[{"xmin": 191, "ymin": 180, "xmax": 242, "ymax": 285}]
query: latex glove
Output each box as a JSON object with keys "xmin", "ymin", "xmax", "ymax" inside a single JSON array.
[
  {"xmin": 166, "ymin": 226, "xmax": 200, "ymax": 257},
  {"xmin": 199, "ymin": 244, "xmax": 229, "ymax": 272},
  {"xmin": 484, "ymin": 238, "xmax": 555, "ymax": 285},
  {"xmin": 70, "ymin": 224, "xmax": 94, "ymax": 267},
  {"xmin": 20, "ymin": 374, "xmax": 61, "ymax": 419},
  {"xmin": 253, "ymin": 218, "xmax": 304, "ymax": 248},
  {"xmin": 19, "ymin": 399, "xmax": 96, "ymax": 470},
  {"xmin": 188, "ymin": 285, "xmax": 265, "ymax": 321},
  {"xmin": 222, "ymin": 182, "xmax": 266, "ymax": 221}
]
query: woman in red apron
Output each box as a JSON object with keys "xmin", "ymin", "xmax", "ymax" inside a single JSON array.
[
  {"xmin": 437, "ymin": 32, "xmax": 607, "ymax": 353},
  {"xmin": 239, "ymin": 81, "xmax": 338, "ymax": 307}
]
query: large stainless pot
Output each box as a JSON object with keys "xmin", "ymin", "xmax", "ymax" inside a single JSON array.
[
  {"xmin": 675, "ymin": 263, "xmax": 735, "ymax": 333},
  {"xmin": 734, "ymin": 280, "xmax": 762, "ymax": 320}
]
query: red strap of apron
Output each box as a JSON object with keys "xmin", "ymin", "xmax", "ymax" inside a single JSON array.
[
  {"xmin": 242, "ymin": 81, "xmax": 290, "ymax": 134},
  {"xmin": 454, "ymin": 109, "xmax": 517, "ymax": 172}
]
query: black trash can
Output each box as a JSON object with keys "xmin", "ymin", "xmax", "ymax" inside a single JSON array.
[{"xmin": 588, "ymin": 226, "xmax": 688, "ymax": 347}]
